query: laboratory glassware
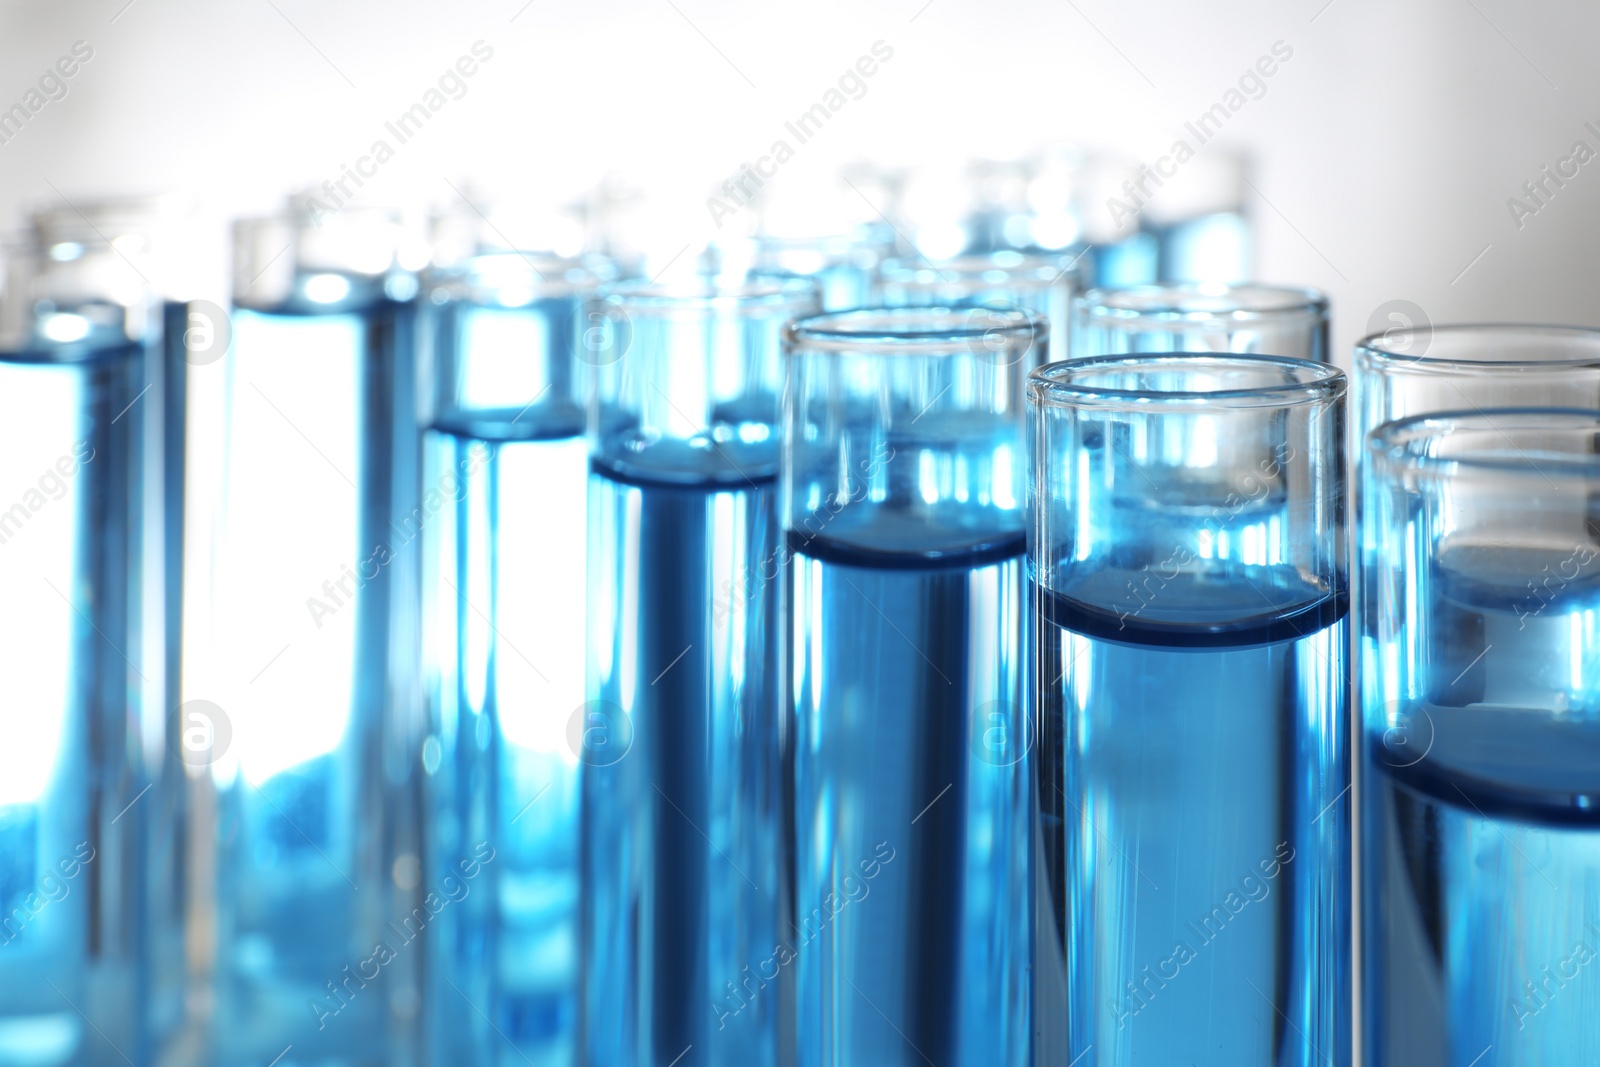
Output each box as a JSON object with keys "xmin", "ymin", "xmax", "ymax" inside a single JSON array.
[
  {"xmin": 1030, "ymin": 353, "xmax": 1350, "ymax": 1066},
  {"xmin": 783, "ymin": 306, "xmax": 1044, "ymax": 1067}
]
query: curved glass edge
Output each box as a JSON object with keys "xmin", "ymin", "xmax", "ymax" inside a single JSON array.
[
  {"xmin": 1365, "ymin": 406, "xmax": 1600, "ymax": 481},
  {"xmin": 1027, "ymin": 352, "xmax": 1346, "ymax": 410}
]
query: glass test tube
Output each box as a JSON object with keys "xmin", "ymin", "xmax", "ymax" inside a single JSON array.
[
  {"xmin": 0, "ymin": 242, "xmax": 152, "ymax": 1066},
  {"xmin": 28, "ymin": 196, "xmax": 196, "ymax": 1054},
  {"xmin": 1144, "ymin": 152, "xmax": 1251, "ymax": 286},
  {"xmin": 418, "ymin": 250, "xmax": 615, "ymax": 1067},
  {"xmin": 782, "ymin": 307, "xmax": 1042, "ymax": 1067},
  {"xmin": 1354, "ymin": 323, "xmax": 1600, "ymax": 432},
  {"xmin": 197, "ymin": 200, "xmax": 420, "ymax": 1066},
  {"xmin": 1073, "ymin": 282, "xmax": 1328, "ymax": 363},
  {"xmin": 1029, "ymin": 354, "xmax": 1350, "ymax": 1066},
  {"xmin": 874, "ymin": 249, "xmax": 1079, "ymax": 360},
  {"xmin": 748, "ymin": 228, "xmax": 897, "ymax": 312},
  {"xmin": 582, "ymin": 277, "xmax": 819, "ymax": 1067},
  {"xmin": 1074, "ymin": 156, "xmax": 1160, "ymax": 290},
  {"xmin": 1361, "ymin": 410, "xmax": 1600, "ymax": 1065}
]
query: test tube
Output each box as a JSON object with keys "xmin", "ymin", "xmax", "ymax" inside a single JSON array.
[
  {"xmin": 582, "ymin": 277, "xmax": 819, "ymax": 1067},
  {"xmin": 0, "ymin": 241, "xmax": 152, "ymax": 1064},
  {"xmin": 418, "ymin": 250, "xmax": 615, "ymax": 1067},
  {"xmin": 195, "ymin": 198, "xmax": 420, "ymax": 1066},
  {"xmin": 1073, "ymin": 282, "xmax": 1328, "ymax": 363},
  {"xmin": 1074, "ymin": 156, "xmax": 1160, "ymax": 289},
  {"xmin": 27, "ymin": 196, "xmax": 196, "ymax": 1051},
  {"xmin": 1144, "ymin": 152, "xmax": 1251, "ymax": 285},
  {"xmin": 783, "ymin": 306, "xmax": 1044, "ymax": 1067},
  {"xmin": 1029, "ymin": 354, "xmax": 1349, "ymax": 1066},
  {"xmin": 748, "ymin": 228, "xmax": 897, "ymax": 311},
  {"xmin": 1361, "ymin": 410, "xmax": 1600, "ymax": 1064},
  {"xmin": 1354, "ymin": 323, "xmax": 1600, "ymax": 431},
  {"xmin": 874, "ymin": 249, "xmax": 1079, "ymax": 360}
]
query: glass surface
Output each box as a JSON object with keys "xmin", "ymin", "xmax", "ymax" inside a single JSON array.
[
  {"xmin": 1029, "ymin": 353, "xmax": 1350, "ymax": 1066},
  {"xmin": 1354, "ymin": 323, "xmax": 1600, "ymax": 434},
  {"xmin": 1152, "ymin": 211, "xmax": 1250, "ymax": 285},
  {"xmin": 0, "ymin": 336, "xmax": 149, "ymax": 1067},
  {"xmin": 1361, "ymin": 410, "xmax": 1600, "ymax": 1066},
  {"xmin": 748, "ymin": 228, "xmax": 896, "ymax": 311},
  {"xmin": 581, "ymin": 278, "xmax": 817, "ymax": 1067},
  {"xmin": 1073, "ymin": 282, "xmax": 1328, "ymax": 364},
  {"xmin": 201, "ymin": 206, "xmax": 418, "ymax": 1067},
  {"xmin": 875, "ymin": 250, "xmax": 1079, "ymax": 362},
  {"xmin": 783, "ymin": 307, "xmax": 1043, "ymax": 1067},
  {"xmin": 419, "ymin": 251, "xmax": 609, "ymax": 1067}
]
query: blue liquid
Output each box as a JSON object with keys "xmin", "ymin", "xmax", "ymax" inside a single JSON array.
[
  {"xmin": 1084, "ymin": 232, "xmax": 1158, "ymax": 289},
  {"xmin": 581, "ymin": 463, "xmax": 782, "ymax": 1067},
  {"xmin": 1363, "ymin": 545, "xmax": 1600, "ymax": 1066},
  {"xmin": 209, "ymin": 292, "xmax": 414, "ymax": 1066},
  {"xmin": 1154, "ymin": 211, "xmax": 1250, "ymax": 284},
  {"xmin": 423, "ymin": 406, "xmax": 587, "ymax": 1067},
  {"xmin": 0, "ymin": 340, "xmax": 150, "ymax": 1067},
  {"xmin": 789, "ymin": 531, "xmax": 1029, "ymax": 1067},
  {"xmin": 1036, "ymin": 570, "xmax": 1350, "ymax": 1066}
]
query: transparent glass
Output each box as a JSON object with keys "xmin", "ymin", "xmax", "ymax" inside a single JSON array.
[
  {"xmin": 1073, "ymin": 283, "xmax": 1328, "ymax": 364},
  {"xmin": 1029, "ymin": 353, "xmax": 1350, "ymax": 1066},
  {"xmin": 1354, "ymin": 323, "xmax": 1600, "ymax": 434},
  {"xmin": 20, "ymin": 197, "xmax": 196, "ymax": 1057},
  {"xmin": 582, "ymin": 277, "xmax": 818, "ymax": 1067},
  {"xmin": 1361, "ymin": 410, "xmax": 1600, "ymax": 1066},
  {"xmin": 418, "ymin": 250, "xmax": 614, "ymax": 1067},
  {"xmin": 1150, "ymin": 213, "xmax": 1250, "ymax": 285},
  {"xmin": 782, "ymin": 307, "xmax": 1042, "ymax": 1067},
  {"xmin": 875, "ymin": 250, "xmax": 1079, "ymax": 361},
  {"xmin": 195, "ymin": 200, "xmax": 419, "ymax": 1067},
  {"xmin": 1144, "ymin": 151, "xmax": 1250, "ymax": 285},
  {"xmin": 0, "ymin": 264, "xmax": 150, "ymax": 1067},
  {"xmin": 748, "ymin": 228, "xmax": 896, "ymax": 311}
]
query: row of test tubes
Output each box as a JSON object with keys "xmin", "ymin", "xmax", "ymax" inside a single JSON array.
[{"xmin": 0, "ymin": 166, "xmax": 1592, "ymax": 1067}]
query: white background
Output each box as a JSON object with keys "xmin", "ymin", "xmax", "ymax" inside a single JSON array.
[{"xmin": 2, "ymin": 0, "xmax": 1598, "ymax": 357}]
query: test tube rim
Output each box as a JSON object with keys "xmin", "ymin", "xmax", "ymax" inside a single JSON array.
[
  {"xmin": 876, "ymin": 249, "xmax": 1081, "ymax": 292},
  {"xmin": 783, "ymin": 304, "xmax": 1045, "ymax": 356},
  {"xmin": 599, "ymin": 275, "xmax": 820, "ymax": 318},
  {"xmin": 1366, "ymin": 406, "xmax": 1600, "ymax": 480},
  {"xmin": 751, "ymin": 228, "xmax": 898, "ymax": 260},
  {"xmin": 1027, "ymin": 351, "xmax": 1344, "ymax": 411},
  {"xmin": 1077, "ymin": 281, "xmax": 1327, "ymax": 324},
  {"xmin": 1354, "ymin": 322, "xmax": 1600, "ymax": 372},
  {"xmin": 423, "ymin": 249, "xmax": 618, "ymax": 303}
]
